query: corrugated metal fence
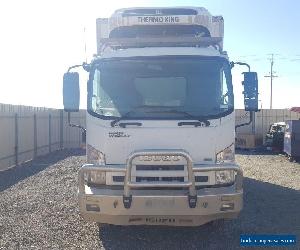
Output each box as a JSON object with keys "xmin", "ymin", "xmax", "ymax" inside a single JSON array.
[
  {"xmin": 1, "ymin": 104, "xmax": 300, "ymax": 170},
  {"xmin": 0, "ymin": 104, "xmax": 85, "ymax": 171},
  {"xmin": 235, "ymin": 109, "xmax": 300, "ymax": 143}
]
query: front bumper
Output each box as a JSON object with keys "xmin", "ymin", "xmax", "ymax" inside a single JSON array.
[
  {"xmin": 79, "ymin": 189, "xmax": 242, "ymax": 226},
  {"xmin": 79, "ymin": 150, "xmax": 243, "ymax": 226}
]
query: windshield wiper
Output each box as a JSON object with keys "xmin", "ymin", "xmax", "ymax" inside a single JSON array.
[
  {"xmin": 177, "ymin": 121, "xmax": 209, "ymax": 127},
  {"xmin": 111, "ymin": 106, "xmax": 215, "ymax": 127},
  {"xmin": 151, "ymin": 109, "xmax": 211, "ymax": 127},
  {"xmin": 110, "ymin": 105, "xmax": 152, "ymax": 127},
  {"xmin": 177, "ymin": 108, "xmax": 234, "ymax": 126}
]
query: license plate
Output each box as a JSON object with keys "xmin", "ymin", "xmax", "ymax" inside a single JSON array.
[
  {"xmin": 145, "ymin": 217, "xmax": 176, "ymax": 224},
  {"xmin": 145, "ymin": 198, "xmax": 175, "ymax": 208}
]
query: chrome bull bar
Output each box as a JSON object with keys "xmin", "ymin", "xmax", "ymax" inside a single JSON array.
[
  {"xmin": 79, "ymin": 150, "xmax": 243, "ymax": 209},
  {"xmin": 123, "ymin": 150, "xmax": 196, "ymax": 208}
]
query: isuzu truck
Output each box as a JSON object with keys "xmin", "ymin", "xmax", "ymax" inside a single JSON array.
[{"xmin": 63, "ymin": 7, "xmax": 259, "ymax": 226}]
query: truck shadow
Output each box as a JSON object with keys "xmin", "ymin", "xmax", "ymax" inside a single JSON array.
[
  {"xmin": 0, "ymin": 149, "xmax": 85, "ymax": 192},
  {"xmin": 98, "ymin": 177, "xmax": 300, "ymax": 250},
  {"xmin": 236, "ymin": 148, "xmax": 277, "ymax": 156}
]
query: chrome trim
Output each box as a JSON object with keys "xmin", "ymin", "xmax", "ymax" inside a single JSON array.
[
  {"xmin": 78, "ymin": 157, "xmax": 243, "ymax": 196},
  {"xmin": 124, "ymin": 150, "xmax": 196, "ymax": 197}
]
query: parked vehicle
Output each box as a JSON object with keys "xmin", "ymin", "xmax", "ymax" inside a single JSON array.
[
  {"xmin": 265, "ymin": 122, "xmax": 286, "ymax": 152},
  {"xmin": 63, "ymin": 7, "xmax": 259, "ymax": 226}
]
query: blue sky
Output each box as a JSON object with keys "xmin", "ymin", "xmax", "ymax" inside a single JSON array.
[{"xmin": 0, "ymin": 0, "xmax": 299, "ymax": 109}]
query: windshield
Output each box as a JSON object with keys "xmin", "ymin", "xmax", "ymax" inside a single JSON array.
[{"xmin": 88, "ymin": 56, "xmax": 234, "ymax": 120}]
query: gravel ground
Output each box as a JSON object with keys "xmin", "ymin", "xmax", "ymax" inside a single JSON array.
[{"xmin": 0, "ymin": 149, "xmax": 299, "ymax": 250}]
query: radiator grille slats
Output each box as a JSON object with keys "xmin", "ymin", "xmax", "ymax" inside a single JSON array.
[
  {"xmin": 135, "ymin": 165, "xmax": 184, "ymax": 171},
  {"xmin": 132, "ymin": 164, "xmax": 187, "ymax": 183},
  {"xmin": 106, "ymin": 163, "xmax": 212, "ymax": 186}
]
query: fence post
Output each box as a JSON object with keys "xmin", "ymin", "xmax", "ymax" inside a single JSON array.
[
  {"xmin": 79, "ymin": 114, "xmax": 81, "ymax": 148},
  {"xmin": 49, "ymin": 114, "xmax": 51, "ymax": 153},
  {"xmin": 252, "ymin": 111, "xmax": 256, "ymax": 134},
  {"xmin": 14, "ymin": 113, "xmax": 18, "ymax": 166},
  {"xmin": 261, "ymin": 109, "xmax": 264, "ymax": 143},
  {"xmin": 34, "ymin": 114, "xmax": 37, "ymax": 158},
  {"xmin": 60, "ymin": 110, "xmax": 63, "ymax": 149}
]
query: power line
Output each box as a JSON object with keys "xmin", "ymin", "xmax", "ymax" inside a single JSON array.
[
  {"xmin": 264, "ymin": 54, "xmax": 278, "ymax": 109},
  {"xmin": 236, "ymin": 54, "xmax": 300, "ymax": 62}
]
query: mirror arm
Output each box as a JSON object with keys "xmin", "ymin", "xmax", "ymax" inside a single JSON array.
[
  {"xmin": 67, "ymin": 62, "xmax": 90, "ymax": 73},
  {"xmin": 67, "ymin": 112, "xmax": 86, "ymax": 132},
  {"xmin": 235, "ymin": 111, "xmax": 254, "ymax": 131},
  {"xmin": 68, "ymin": 64, "xmax": 83, "ymax": 73},
  {"xmin": 231, "ymin": 61, "xmax": 251, "ymax": 72}
]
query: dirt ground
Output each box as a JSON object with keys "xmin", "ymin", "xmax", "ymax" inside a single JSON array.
[{"xmin": 0, "ymin": 149, "xmax": 299, "ymax": 249}]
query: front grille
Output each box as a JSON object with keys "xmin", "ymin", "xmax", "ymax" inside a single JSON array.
[
  {"xmin": 136, "ymin": 165, "xmax": 184, "ymax": 171},
  {"xmin": 136, "ymin": 177, "xmax": 185, "ymax": 182},
  {"xmin": 107, "ymin": 160, "xmax": 212, "ymax": 187},
  {"xmin": 132, "ymin": 164, "xmax": 187, "ymax": 184}
]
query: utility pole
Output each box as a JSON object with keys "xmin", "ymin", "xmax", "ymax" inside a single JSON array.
[{"xmin": 264, "ymin": 54, "xmax": 278, "ymax": 109}]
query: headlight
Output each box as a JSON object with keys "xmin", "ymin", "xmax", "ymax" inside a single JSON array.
[
  {"xmin": 215, "ymin": 170, "xmax": 234, "ymax": 184},
  {"xmin": 87, "ymin": 144, "xmax": 106, "ymax": 165},
  {"xmin": 84, "ymin": 171, "xmax": 106, "ymax": 185},
  {"xmin": 216, "ymin": 143, "xmax": 235, "ymax": 163}
]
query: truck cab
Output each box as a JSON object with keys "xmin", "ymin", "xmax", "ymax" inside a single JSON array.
[{"xmin": 63, "ymin": 7, "xmax": 259, "ymax": 226}]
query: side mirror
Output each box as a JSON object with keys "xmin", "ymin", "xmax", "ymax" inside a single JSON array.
[
  {"xmin": 63, "ymin": 72, "xmax": 80, "ymax": 112},
  {"xmin": 242, "ymin": 72, "xmax": 258, "ymax": 112}
]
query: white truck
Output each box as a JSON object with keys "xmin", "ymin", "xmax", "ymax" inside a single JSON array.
[{"xmin": 63, "ymin": 7, "xmax": 259, "ymax": 226}]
